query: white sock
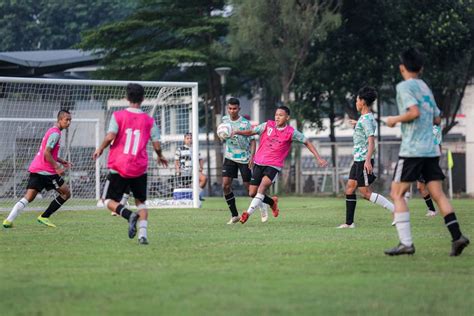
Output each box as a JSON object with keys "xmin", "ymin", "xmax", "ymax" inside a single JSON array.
[
  {"xmin": 120, "ymin": 193, "xmax": 129, "ymax": 205},
  {"xmin": 260, "ymin": 203, "xmax": 269, "ymax": 214},
  {"xmin": 370, "ymin": 193, "xmax": 394, "ymax": 212},
  {"xmin": 394, "ymin": 212, "xmax": 413, "ymax": 246},
  {"xmin": 247, "ymin": 193, "xmax": 264, "ymax": 215},
  {"xmin": 138, "ymin": 220, "xmax": 148, "ymax": 239},
  {"xmin": 6, "ymin": 198, "xmax": 29, "ymax": 222}
]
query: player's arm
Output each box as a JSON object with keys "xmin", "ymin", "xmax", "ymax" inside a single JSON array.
[
  {"xmin": 199, "ymin": 158, "xmax": 204, "ymax": 173},
  {"xmin": 434, "ymin": 116, "xmax": 441, "ymax": 125},
  {"xmin": 152, "ymin": 141, "xmax": 168, "ymax": 167},
  {"xmin": 174, "ymin": 149, "xmax": 181, "ymax": 175},
  {"xmin": 44, "ymin": 147, "xmax": 64, "ymax": 175},
  {"xmin": 249, "ymin": 138, "xmax": 256, "ymax": 169},
  {"xmin": 93, "ymin": 132, "xmax": 116, "ymax": 160},
  {"xmin": 364, "ymin": 136, "xmax": 375, "ymax": 174},
  {"xmin": 233, "ymin": 129, "xmax": 257, "ymax": 137},
  {"xmin": 304, "ymin": 140, "xmax": 328, "ymax": 167},
  {"xmin": 57, "ymin": 157, "xmax": 73, "ymax": 169},
  {"xmin": 386, "ymin": 104, "xmax": 420, "ymax": 127}
]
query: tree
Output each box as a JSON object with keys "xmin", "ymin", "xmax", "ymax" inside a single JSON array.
[{"xmin": 0, "ymin": 0, "xmax": 133, "ymax": 51}]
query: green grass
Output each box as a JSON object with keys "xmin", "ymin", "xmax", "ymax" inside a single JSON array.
[{"xmin": 1, "ymin": 197, "xmax": 473, "ymax": 315}]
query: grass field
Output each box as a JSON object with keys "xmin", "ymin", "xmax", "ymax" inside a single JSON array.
[{"xmin": 1, "ymin": 197, "xmax": 473, "ymax": 315}]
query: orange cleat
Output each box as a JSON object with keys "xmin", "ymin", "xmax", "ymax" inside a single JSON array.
[
  {"xmin": 271, "ymin": 196, "xmax": 279, "ymax": 217},
  {"xmin": 240, "ymin": 211, "xmax": 249, "ymax": 224}
]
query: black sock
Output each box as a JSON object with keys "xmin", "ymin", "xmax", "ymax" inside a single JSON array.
[
  {"xmin": 224, "ymin": 192, "xmax": 238, "ymax": 217},
  {"xmin": 423, "ymin": 194, "xmax": 436, "ymax": 212},
  {"xmin": 346, "ymin": 194, "xmax": 357, "ymax": 225},
  {"xmin": 116, "ymin": 204, "xmax": 132, "ymax": 220},
  {"xmin": 41, "ymin": 196, "xmax": 66, "ymax": 218},
  {"xmin": 263, "ymin": 195, "xmax": 274, "ymax": 207},
  {"xmin": 444, "ymin": 213, "xmax": 462, "ymax": 241}
]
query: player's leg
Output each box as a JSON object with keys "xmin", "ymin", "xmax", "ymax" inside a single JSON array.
[
  {"xmin": 37, "ymin": 177, "xmax": 71, "ymax": 227},
  {"xmin": 241, "ymin": 176, "xmax": 273, "ymax": 224},
  {"xmin": 423, "ymin": 158, "xmax": 469, "ymax": 256},
  {"xmin": 130, "ymin": 174, "xmax": 149, "ymax": 244},
  {"xmin": 240, "ymin": 165, "xmax": 264, "ymax": 223},
  {"xmin": 417, "ymin": 180, "xmax": 437, "ymax": 216},
  {"xmin": 3, "ymin": 186, "xmax": 38, "ymax": 228},
  {"xmin": 337, "ymin": 179, "xmax": 357, "ymax": 228},
  {"xmin": 199, "ymin": 172, "xmax": 207, "ymax": 201},
  {"xmin": 222, "ymin": 159, "xmax": 239, "ymax": 223},
  {"xmin": 259, "ymin": 167, "xmax": 280, "ymax": 217}
]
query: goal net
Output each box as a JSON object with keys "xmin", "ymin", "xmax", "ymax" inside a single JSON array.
[{"xmin": 0, "ymin": 77, "xmax": 200, "ymax": 211}]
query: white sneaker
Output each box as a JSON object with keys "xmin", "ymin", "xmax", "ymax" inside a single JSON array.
[
  {"xmin": 337, "ymin": 223, "xmax": 355, "ymax": 229},
  {"xmin": 391, "ymin": 221, "xmax": 396, "ymax": 226},
  {"xmin": 227, "ymin": 216, "xmax": 240, "ymax": 224},
  {"xmin": 425, "ymin": 210, "xmax": 437, "ymax": 217},
  {"xmin": 260, "ymin": 205, "xmax": 269, "ymax": 223}
]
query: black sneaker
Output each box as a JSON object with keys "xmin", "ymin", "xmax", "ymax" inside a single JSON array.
[
  {"xmin": 138, "ymin": 237, "xmax": 149, "ymax": 245},
  {"xmin": 128, "ymin": 212, "xmax": 139, "ymax": 239},
  {"xmin": 384, "ymin": 243, "xmax": 415, "ymax": 256},
  {"xmin": 450, "ymin": 235, "xmax": 470, "ymax": 257}
]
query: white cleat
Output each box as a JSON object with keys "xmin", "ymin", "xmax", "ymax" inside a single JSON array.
[
  {"xmin": 260, "ymin": 205, "xmax": 269, "ymax": 223},
  {"xmin": 337, "ymin": 223, "xmax": 355, "ymax": 229},
  {"xmin": 391, "ymin": 221, "xmax": 396, "ymax": 226},
  {"xmin": 111, "ymin": 212, "xmax": 118, "ymax": 216},
  {"xmin": 227, "ymin": 216, "xmax": 240, "ymax": 224},
  {"xmin": 425, "ymin": 210, "xmax": 437, "ymax": 217}
]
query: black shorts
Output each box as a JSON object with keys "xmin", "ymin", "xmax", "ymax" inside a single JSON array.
[
  {"xmin": 102, "ymin": 173, "xmax": 147, "ymax": 203},
  {"xmin": 27, "ymin": 173, "xmax": 65, "ymax": 192},
  {"xmin": 349, "ymin": 160, "xmax": 376, "ymax": 187},
  {"xmin": 392, "ymin": 157, "xmax": 445, "ymax": 183},
  {"xmin": 175, "ymin": 175, "xmax": 193, "ymax": 188},
  {"xmin": 222, "ymin": 158, "xmax": 252, "ymax": 182},
  {"xmin": 250, "ymin": 164, "xmax": 279, "ymax": 186}
]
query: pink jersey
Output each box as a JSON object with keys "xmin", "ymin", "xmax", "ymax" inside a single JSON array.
[
  {"xmin": 108, "ymin": 110, "xmax": 154, "ymax": 178},
  {"xmin": 28, "ymin": 126, "xmax": 61, "ymax": 174},
  {"xmin": 253, "ymin": 120, "xmax": 295, "ymax": 168}
]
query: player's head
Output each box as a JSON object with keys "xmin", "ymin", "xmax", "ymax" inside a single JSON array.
[
  {"xmin": 399, "ymin": 48, "xmax": 423, "ymax": 77},
  {"xmin": 275, "ymin": 106, "xmax": 290, "ymax": 127},
  {"xmin": 126, "ymin": 83, "xmax": 145, "ymax": 105},
  {"xmin": 57, "ymin": 109, "xmax": 71, "ymax": 130},
  {"xmin": 227, "ymin": 97, "xmax": 240, "ymax": 118},
  {"xmin": 184, "ymin": 132, "xmax": 192, "ymax": 146},
  {"xmin": 356, "ymin": 86, "xmax": 377, "ymax": 112}
]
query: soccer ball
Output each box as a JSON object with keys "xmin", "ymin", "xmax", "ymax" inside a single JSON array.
[{"xmin": 217, "ymin": 123, "xmax": 232, "ymax": 140}]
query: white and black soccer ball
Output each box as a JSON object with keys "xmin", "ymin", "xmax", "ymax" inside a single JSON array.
[{"xmin": 217, "ymin": 123, "xmax": 232, "ymax": 140}]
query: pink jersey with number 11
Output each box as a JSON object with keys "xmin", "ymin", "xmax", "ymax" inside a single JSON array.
[
  {"xmin": 107, "ymin": 110, "xmax": 154, "ymax": 178},
  {"xmin": 253, "ymin": 120, "xmax": 294, "ymax": 168}
]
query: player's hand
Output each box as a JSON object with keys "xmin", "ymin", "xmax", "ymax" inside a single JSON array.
[
  {"xmin": 349, "ymin": 119, "xmax": 357, "ymax": 127},
  {"xmin": 386, "ymin": 116, "xmax": 397, "ymax": 128},
  {"xmin": 93, "ymin": 149, "xmax": 103, "ymax": 160},
  {"xmin": 62, "ymin": 161, "xmax": 73, "ymax": 169},
  {"xmin": 55, "ymin": 165, "xmax": 65, "ymax": 176},
  {"xmin": 158, "ymin": 156, "xmax": 168, "ymax": 168},
  {"xmin": 248, "ymin": 160, "xmax": 254, "ymax": 170},
  {"xmin": 318, "ymin": 158, "xmax": 328, "ymax": 167},
  {"xmin": 364, "ymin": 160, "xmax": 373, "ymax": 174}
]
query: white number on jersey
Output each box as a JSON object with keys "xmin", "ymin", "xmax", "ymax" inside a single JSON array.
[{"xmin": 123, "ymin": 128, "xmax": 141, "ymax": 155}]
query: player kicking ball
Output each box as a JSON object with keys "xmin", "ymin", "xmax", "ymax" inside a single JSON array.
[
  {"xmin": 337, "ymin": 87, "xmax": 394, "ymax": 228},
  {"xmin": 385, "ymin": 48, "xmax": 469, "ymax": 256},
  {"xmin": 3, "ymin": 110, "xmax": 73, "ymax": 228},
  {"xmin": 233, "ymin": 106, "xmax": 328, "ymax": 224},
  {"xmin": 93, "ymin": 83, "xmax": 168, "ymax": 245}
]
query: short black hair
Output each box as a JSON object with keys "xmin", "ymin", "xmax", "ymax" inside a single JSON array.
[
  {"xmin": 126, "ymin": 83, "xmax": 145, "ymax": 104},
  {"xmin": 57, "ymin": 109, "xmax": 71, "ymax": 120},
  {"xmin": 227, "ymin": 97, "xmax": 240, "ymax": 106},
  {"xmin": 400, "ymin": 48, "xmax": 423, "ymax": 72},
  {"xmin": 184, "ymin": 132, "xmax": 192, "ymax": 138},
  {"xmin": 357, "ymin": 86, "xmax": 378, "ymax": 107},
  {"xmin": 277, "ymin": 105, "xmax": 290, "ymax": 116}
]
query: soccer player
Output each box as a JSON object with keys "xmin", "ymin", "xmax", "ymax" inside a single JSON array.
[
  {"xmin": 174, "ymin": 133, "xmax": 207, "ymax": 200},
  {"xmin": 385, "ymin": 48, "xmax": 469, "ymax": 256},
  {"xmin": 221, "ymin": 98, "xmax": 257, "ymax": 224},
  {"xmin": 234, "ymin": 106, "xmax": 328, "ymax": 224},
  {"xmin": 337, "ymin": 87, "xmax": 394, "ymax": 229},
  {"xmin": 3, "ymin": 110, "xmax": 73, "ymax": 228},
  {"xmin": 93, "ymin": 83, "xmax": 168, "ymax": 245}
]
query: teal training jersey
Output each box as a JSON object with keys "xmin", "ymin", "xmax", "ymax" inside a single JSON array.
[
  {"xmin": 222, "ymin": 115, "xmax": 254, "ymax": 164},
  {"xmin": 353, "ymin": 113, "xmax": 376, "ymax": 162}
]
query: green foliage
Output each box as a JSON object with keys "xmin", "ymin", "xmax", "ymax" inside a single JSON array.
[{"xmin": 0, "ymin": 0, "xmax": 133, "ymax": 51}]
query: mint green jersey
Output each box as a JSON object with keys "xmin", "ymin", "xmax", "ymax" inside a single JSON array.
[
  {"xmin": 353, "ymin": 113, "xmax": 376, "ymax": 161},
  {"xmin": 222, "ymin": 115, "xmax": 254, "ymax": 163}
]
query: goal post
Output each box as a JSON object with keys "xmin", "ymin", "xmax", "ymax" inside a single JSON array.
[{"xmin": 0, "ymin": 76, "xmax": 200, "ymax": 211}]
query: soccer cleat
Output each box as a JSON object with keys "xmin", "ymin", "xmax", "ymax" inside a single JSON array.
[
  {"xmin": 391, "ymin": 221, "xmax": 396, "ymax": 226},
  {"xmin": 337, "ymin": 223, "xmax": 355, "ymax": 229},
  {"xmin": 271, "ymin": 196, "xmax": 279, "ymax": 217},
  {"xmin": 425, "ymin": 210, "xmax": 437, "ymax": 217},
  {"xmin": 240, "ymin": 211, "xmax": 249, "ymax": 224},
  {"xmin": 138, "ymin": 237, "xmax": 149, "ymax": 245},
  {"xmin": 128, "ymin": 212, "xmax": 139, "ymax": 239},
  {"xmin": 37, "ymin": 216, "xmax": 56, "ymax": 228},
  {"xmin": 226, "ymin": 216, "xmax": 240, "ymax": 224},
  {"xmin": 261, "ymin": 206, "xmax": 269, "ymax": 223},
  {"xmin": 384, "ymin": 243, "xmax": 415, "ymax": 256},
  {"xmin": 111, "ymin": 211, "xmax": 118, "ymax": 216},
  {"xmin": 450, "ymin": 235, "xmax": 470, "ymax": 257},
  {"xmin": 3, "ymin": 219, "xmax": 13, "ymax": 228}
]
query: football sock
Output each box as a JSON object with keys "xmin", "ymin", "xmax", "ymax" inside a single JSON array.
[
  {"xmin": 444, "ymin": 213, "xmax": 462, "ymax": 241},
  {"xmin": 263, "ymin": 195, "xmax": 274, "ymax": 207},
  {"xmin": 423, "ymin": 194, "xmax": 436, "ymax": 212},
  {"xmin": 345, "ymin": 194, "xmax": 356, "ymax": 225},
  {"xmin": 115, "ymin": 204, "xmax": 132, "ymax": 220},
  {"xmin": 247, "ymin": 193, "xmax": 264, "ymax": 215},
  {"xmin": 394, "ymin": 212, "xmax": 413, "ymax": 246},
  {"xmin": 224, "ymin": 192, "xmax": 238, "ymax": 217},
  {"xmin": 138, "ymin": 220, "xmax": 148, "ymax": 239},
  {"xmin": 41, "ymin": 196, "xmax": 66, "ymax": 218},
  {"xmin": 120, "ymin": 193, "xmax": 130, "ymax": 205},
  {"xmin": 370, "ymin": 193, "xmax": 394, "ymax": 212},
  {"xmin": 6, "ymin": 198, "xmax": 29, "ymax": 222}
]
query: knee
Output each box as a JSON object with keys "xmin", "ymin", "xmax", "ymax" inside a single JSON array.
[
  {"xmin": 223, "ymin": 183, "xmax": 231, "ymax": 193},
  {"xmin": 249, "ymin": 191, "xmax": 256, "ymax": 198},
  {"xmin": 62, "ymin": 190, "xmax": 71, "ymax": 200}
]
